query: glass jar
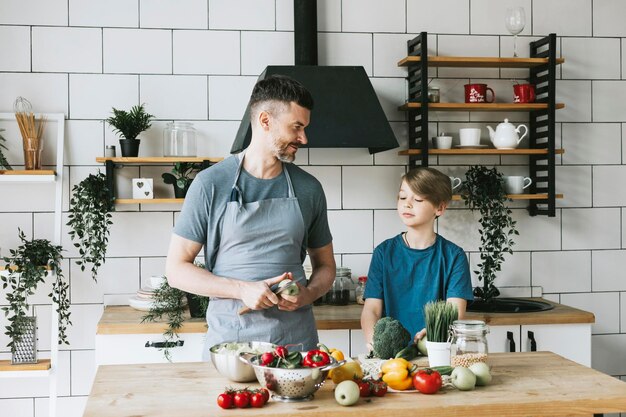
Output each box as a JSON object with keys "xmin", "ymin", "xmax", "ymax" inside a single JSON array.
[
  {"xmin": 355, "ymin": 276, "xmax": 367, "ymax": 305},
  {"xmin": 427, "ymin": 87, "xmax": 440, "ymax": 103},
  {"xmin": 163, "ymin": 122, "xmax": 197, "ymax": 157},
  {"xmin": 326, "ymin": 267, "xmax": 351, "ymax": 305},
  {"xmin": 450, "ymin": 320, "xmax": 490, "ymax": 367}
]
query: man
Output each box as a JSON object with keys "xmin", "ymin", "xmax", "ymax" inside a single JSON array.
[{"xmin": 166, "ymin": 75, "xmax": 335, "ymax": 355}]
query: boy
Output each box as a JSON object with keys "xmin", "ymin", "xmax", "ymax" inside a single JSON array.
[{"xmin": 360, "ymin": 167, "xmax": 473, "ymax": 350}]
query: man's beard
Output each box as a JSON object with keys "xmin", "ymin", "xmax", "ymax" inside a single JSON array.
[{"xmin": 273, "ymin": 137, "xmax": 297, "ymax": 163}]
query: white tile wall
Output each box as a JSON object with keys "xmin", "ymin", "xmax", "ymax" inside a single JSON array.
[
  {"xmin": 103, "ymin": 29, "xmax": 172, "ymax": 74},
  {"xmin": 342, "ymin": 0, "xmax": 405, "ymax": 33},
  {"xmin": 0, "ymin": 26, "xmax": 30, "ymax": 72},
  {"xmin": 32, "ymin": 27, "xmax": 102, "ymax": 73},
  {"xmin": 173, "ymin": 31, "xmax": 240, "ymax": 75},
  {"xmin": 208, "ymin": 0, "xmax": 275, "ymax": 30},
  {"xmin": 3, "ymin": 2, "xmax": 626, "ymax": 414},
  {"xmin": 140, "ymin": 0, "xmax": 208, "ymax": 29},
  {"xmin": 241, "ymin": 31, "xmax": 294, "ymax": 75},
  {"xmin": 531, "ymin": 251, "xmax": 591, "ymax": 293},
  {"xmin": 69, "ymin": 0, "xmax": 138, "ymax": 27}
]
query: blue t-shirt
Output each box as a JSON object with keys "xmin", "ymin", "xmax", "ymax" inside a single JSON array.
[{"xmin": 364, "ymin": 234, "xmax": 473, "ymax": 338}]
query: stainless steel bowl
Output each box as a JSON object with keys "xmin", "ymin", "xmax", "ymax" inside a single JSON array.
[
  {"xmin": 209, "ymin": 341, "xmax": 276, "ymax": 382},
  {"xmin": 239, "ymin": 352, "xmax": 346, "ymax": 402}
]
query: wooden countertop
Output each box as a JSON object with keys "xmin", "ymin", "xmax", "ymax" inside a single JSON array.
[
  {"xmin": 97, "ymin": 299, "xmax": 594, "ymax": 335},
  {"xmin": 84, "ymin": 351, "xmax": 626, "ymax": 417}
]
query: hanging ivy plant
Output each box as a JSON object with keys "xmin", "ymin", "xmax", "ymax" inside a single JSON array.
[
  {"xmin": 461, "ymin": 165, "xmax": 518, "ymax": 303},
  {"xmin": 67, "ymin": 172, "xmax": 114, "ymax": 281},
  {"xmin": 1, "ymin": 229, "xmax": 70, "ymax": 350}
]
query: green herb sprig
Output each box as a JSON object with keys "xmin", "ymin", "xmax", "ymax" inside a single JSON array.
[{"xmin": 424, "ymin": 301, "xmax": 458, "ymax": 343}]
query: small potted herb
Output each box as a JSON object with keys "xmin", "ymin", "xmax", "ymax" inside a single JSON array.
[
  {"xmin": 1, "ymin": 229, "xmax": 71, "ymax": 361},
  {"xmin": 423, "ymin": 300, "xmax": 458, "ymax": 367},
  {"xmin": 106, "ymin": 104, "xmax": 154, "ymax": 157},
  {"xmin": 460, "ymin": 165, "xmax": 518, "ymax": 304},
  {"xmin": 67, "ymin": 172, "xmax": 114, "ymax": 281},
  {"xmin": 161, "ymin": 162, "xmax": 202, "ymax": 198},
  {"xmin": 0, "ymin": 128, "xmax": 12, "ymax": 170}
]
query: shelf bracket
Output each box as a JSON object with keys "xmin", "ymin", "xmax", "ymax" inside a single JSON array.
[
  {"xmin": 406, "ymin": 32, "xmax": 429, "ymax": 168},
  {"xmin": 105, "ymin": 160, "xmax": 115, "ymax": 204}
]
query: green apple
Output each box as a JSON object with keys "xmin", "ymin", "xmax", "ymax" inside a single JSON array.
[
  {"xmin": 278, "ymin": 279, "xmax": 300, "ymax": 296},
  {"xmin": 417, "ymin": 336, "xmax": 428, "ymax": 356},
  {"xmin": 469, "ymin": 362, "xmax": 492, "ymax": 386},
  {"xmin": 334, "ymin": 380, "xmax": 360, "ymax": 406},
  {"xmin": 451, "ymin": 366, "xmax": 476, "ymax": 391}
]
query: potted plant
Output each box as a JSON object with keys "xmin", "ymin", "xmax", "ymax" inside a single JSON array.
[
  {"xmin": 0, "ymin": 128, "xmax": 12, "ymax": 170},
  {"xmin": 161, "ymin": 162, "xmax": 202, "ymax": 198},
  {"xmin": 1, "ymin": 229, "xmax": 71, "ymax": 362},
  {"xmin": 461, "ymin": 165, "xmax": 518, "ymax": 305},
  {"xmin": 67, "ymin": 172, "xmax": 114, "ymax": 281},
  {"xmin": 106, "ymin": 104, "xmax": 154, "ymax": 157},
  {"xmin": 423, "ymin": 300, "xmax": 458, "ymax": 367}
]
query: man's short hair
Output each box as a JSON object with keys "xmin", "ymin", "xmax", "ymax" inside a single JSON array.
[
  {"xmin": 401, "ymin": 167, "xmax": 452, "ymax": 207},
  {"xmin": 249, "ymin": 75, "xmax": 314, "ymax": 119}
]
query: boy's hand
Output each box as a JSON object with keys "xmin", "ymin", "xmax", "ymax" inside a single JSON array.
[{"xmin": 414, "ymin": 328, "xmax": 427, "ymax": 344}]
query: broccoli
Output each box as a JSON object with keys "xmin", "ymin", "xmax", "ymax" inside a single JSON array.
[{"xmin": 372, "ymin": 316, "xmax": 411, "ymax": 359}]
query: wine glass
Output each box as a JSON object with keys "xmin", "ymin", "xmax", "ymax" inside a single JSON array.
[{"xmin": 505, "ymin": 7, "xmax": 526, "ymax": 58}]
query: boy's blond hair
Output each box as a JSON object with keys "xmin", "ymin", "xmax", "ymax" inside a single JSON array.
[{"xmin": 401, "ymin": 167, "xmax": 452, "ymax": 207}]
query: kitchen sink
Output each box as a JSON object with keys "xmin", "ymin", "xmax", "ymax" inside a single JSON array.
[{"xmin": 467, "ymin": 297, "xmax": 554, "ymax": 313}]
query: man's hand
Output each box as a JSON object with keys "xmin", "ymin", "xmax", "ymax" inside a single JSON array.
[
  {"xmin": 239, "ymin": 273, "xmax": 289, "ymax": 310},
  {"xmin": 277, "ymin": 280, "xmax": 315, "ymax": 311}
]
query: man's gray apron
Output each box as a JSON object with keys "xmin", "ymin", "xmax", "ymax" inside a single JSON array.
[{"xmin": 203, "ymin": 154, "xmax": 318, "ymax": 357}]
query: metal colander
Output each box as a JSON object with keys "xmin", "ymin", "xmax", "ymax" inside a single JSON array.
[{"xmin": 240, "ymin": 352, "xmax": 345, "ymax": 402}]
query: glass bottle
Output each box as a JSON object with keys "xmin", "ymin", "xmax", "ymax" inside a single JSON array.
[
  {"xmin": 450, "ymin": 320, "xmax": 490, "ymax": 367},
  {"xmin": 163, "ymin": 122, "xmax": 197, "ymax": 157},
  {"xmin": 326, "ymin": 267, "xmax": 351, "ymax": 305},
  {"xmin": 355, "ymin": 276, "xmax": 367, "ymax": 305}
]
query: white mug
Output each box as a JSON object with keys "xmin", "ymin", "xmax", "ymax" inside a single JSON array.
[
  {"xmin": 432, "ymin": 135, "xmax": 453, "ymax": 149},
  {"xmin": 459, "ymin": 128, "xmax": 482, "ymax": 146},
  {"xmin": 504, "ymin": 176, "xmax": 532, "ymax": 194},
  {"xmin": 449, "ymin": 176, "xmax": 462, "ymax": 191}
]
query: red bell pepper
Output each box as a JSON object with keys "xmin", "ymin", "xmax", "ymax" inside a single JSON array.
[{"xmin": 302, "ymin": 349, "xmax": 330, "ymax": 367}]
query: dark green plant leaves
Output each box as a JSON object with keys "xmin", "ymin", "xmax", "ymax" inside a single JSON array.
[
  {"xmin": 161, "ymin": 162, "xmax": 202, "ymax": 191},
  {"xmin": 105, "ymin": 104, "xmax": 154, "ymax": 141},
  {"xmin": 1, "ymin": 229, "xmax": 70, "ymax": 351},
  {"xmin": 0, "ymin": 128, "xmax": 12, "ymax": 170},
  {"xmin": 460, "ymin": 166, "xmax": 518, "ymax": 304},
  {"xmin": 67, "ymin": 172, "xmax": 114, "ymax": 281}
]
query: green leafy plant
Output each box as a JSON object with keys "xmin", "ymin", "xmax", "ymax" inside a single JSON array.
[
  {"xmin": 67, "ymin": 172, "xmax": 114, "ymax": 281},
  {"xmin": 0, "ymin": 128, "xmax": 12, "ymax": 170},
  {"xmin": 1, "ymin": 229, "xmax": 70, "ymax": 351},
  {"xmin": 161, "ymin": 162, "xmax": 202, "ymax": 190},
  {"xmin": 106, "ymin": 104, "xmax": 154, "ymax": 141},
  {"xmin": 424, "ymin": 301, "xmax": 458, "ymax": 343},
  {"xmin": 461, "ymin": 165, "xmax": 518, "ymax": 303}
]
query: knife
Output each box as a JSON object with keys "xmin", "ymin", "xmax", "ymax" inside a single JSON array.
[{"xmin": 237, "ymin": 281, "xmax": 293, "ymax": 315}]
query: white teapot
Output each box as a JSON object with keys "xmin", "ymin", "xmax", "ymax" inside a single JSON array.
[{"xmin": 487, "ymin": 119, "xmax": 528, "ymax": 149}]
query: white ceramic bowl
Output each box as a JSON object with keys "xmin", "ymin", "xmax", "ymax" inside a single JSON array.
[{"xmin": 209, "ymin": 341, "xmax": 276, "ymax": 382}]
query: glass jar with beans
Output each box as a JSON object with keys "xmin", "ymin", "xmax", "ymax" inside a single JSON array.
[{"xmin": 450, "ymin": 320, "xmax": 490, "ymax": 367}]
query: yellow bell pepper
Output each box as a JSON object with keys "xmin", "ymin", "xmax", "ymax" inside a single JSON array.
[
  {"xmin": 330, "ymin": 361, "xmax": 363, "ymax": 384},
  {"xmin": 329, "ymin": 348, "xmax": 344, "ymax": 362},
  {"xmin": 380, "ymin": 358, "xmax": 416, "ymax": 391}
]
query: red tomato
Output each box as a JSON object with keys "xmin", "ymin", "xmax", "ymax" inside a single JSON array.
[
  {"xmin": 217, "ymin": 392, "xmax": 233, "ymax": 409},
  {"xmin": 358, "ymin": 380, "xmax": 371, "ymax": 397},
  {"xmin": 250, "ymin": 391, "xmax": 266, "ymax": 408},
  {"xmin": 412, "ymin": 369, "xmax": 442, "ymax": 394},
  {"xmin": 371, "ymin": 380, "xmax": 388, "ymax": 397},
  {"xmin": 261, "ymin": 352, "xmax": 276, "ymax": 366},
  {"xmin": 259, "ymin": 387, "xmax": 270, "ymax": 403},
  {"xmin": 233, "ymin": 390, "xmax": 251, "ymax": 408}
]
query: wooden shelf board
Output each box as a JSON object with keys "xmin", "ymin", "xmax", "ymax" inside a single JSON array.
[
  {"xmin": 0, "ymin": 170, "xmax": 56, "ymax": 182},
  {"xmin": 0, "ymin": 359, "xmax": 51, "ymax": 372},
  {"xmin": 399, "ymin": 102, "xmax": 565, "ymax": 111},
  {"xmin": 115, "ymin": 198, "xmax": 184, "ymax": 204},
  {"xmin": 451, "ymin": 193, "xmax": 563, "ymax": 201},
  {"xmin": 96, "ymin": 157, "xmax": 223, "ymax": 163},
  {"xmin": 399, "ymin": 148, "xmax": 565, "ymax": 156},
  {"xmin": 0, "ymin": 170, "xmax": 55, "ymax": 175},
  {"xmin": 398, "ymin": 56, "xmax": 565, "ymax": 68}
]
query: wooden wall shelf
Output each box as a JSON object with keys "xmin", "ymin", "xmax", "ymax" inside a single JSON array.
[
  {"xmin": 399, "ymin": 102, "xmax": 565, "ymax": 112},
  {"xmin": 0, "ymin": 359, "xmax": 51, "ymax": 372},
  {"xmin": 115, "ymin": 198, "xmax": 184, "ymax": 204},
  {"xmin": 451, "ymin": 194, "xmax": 563, "ymax": 201},
  {"xmin": 399, "ymin": 148, "xmax": 565, "ymax": 156},
  {"xmin": 0, "ymin": 170, "xmax": 56, "ymax": 182},
  {"xmin": 96, "ymin": 157, "xmax": 222, "ymax": 164},
  {"xmin": 398, "ymin": 56, "xmax": 565, "ymax": 68}
]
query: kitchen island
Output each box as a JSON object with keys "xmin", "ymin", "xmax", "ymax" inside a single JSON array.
[{"xmin": 84, "ymin": 351, "xmax": 626, "ymax": 417}]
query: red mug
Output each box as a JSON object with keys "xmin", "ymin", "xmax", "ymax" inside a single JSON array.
[
  {"xmin": 513, "ymin": 83, "xmax": 536, "ymax": 103},
  {"xmin": 465, "ymin": 83, "xmax": 495, "ymax": 103}
]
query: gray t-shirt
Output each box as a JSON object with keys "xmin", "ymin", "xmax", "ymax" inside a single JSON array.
[{"xmin": 174, "ymin": 154, "xmax": 332, "ymax": 271}]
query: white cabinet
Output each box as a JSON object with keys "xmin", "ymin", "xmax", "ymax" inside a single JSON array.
[
  {"xmin": 487, "ymin": 323, "xmax": 591, "ymax": 367},
  {"xmin": 350, "ymin": 329, "xmax": 368, "ymax": 357},
  {"xmin": 95, "ymin": 333, "xmax": 205, "ymax": 365},
  {"xmin": 318, "ymin": 329, "xmax": 368, "ymax": 358}
]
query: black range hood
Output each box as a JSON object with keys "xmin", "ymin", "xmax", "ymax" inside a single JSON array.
[{"xmin": 231, "ymin": 0, "xmax": 399, "ymax": 155}]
